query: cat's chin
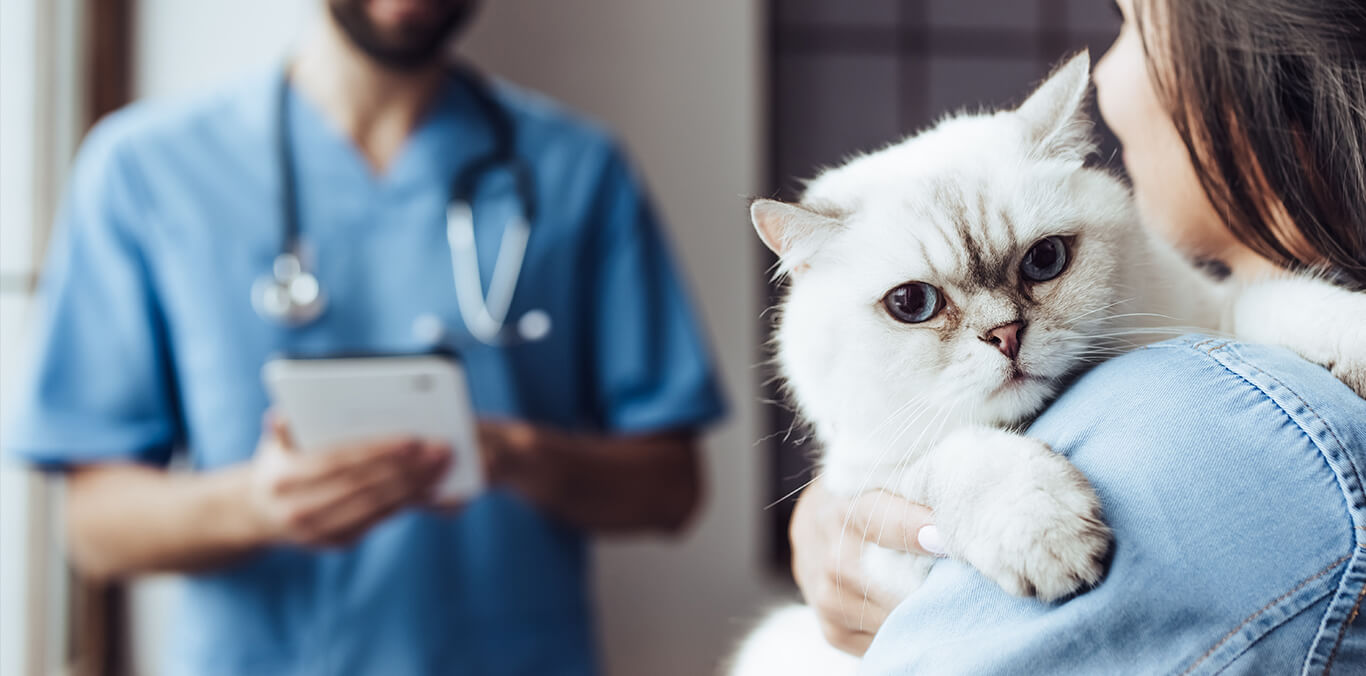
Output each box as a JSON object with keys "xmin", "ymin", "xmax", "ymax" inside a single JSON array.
[{"xmin": 982, "ymin": 374, "xmax": 1057, "ymax": 425}]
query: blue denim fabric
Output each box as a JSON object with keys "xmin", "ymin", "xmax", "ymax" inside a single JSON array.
[{"xmin": 861, "ymin": 336, "xmax": 1366, "ymax": 675}]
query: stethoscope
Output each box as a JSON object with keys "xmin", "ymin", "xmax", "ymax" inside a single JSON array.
[{"xmin": 252, "ymin": 65, "xmax": 551, "ymax": 346}]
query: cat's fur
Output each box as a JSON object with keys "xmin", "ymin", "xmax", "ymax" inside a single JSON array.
[{"xmin": 730, "ymin": 52, "xmax": 1366, "ymax": 675}]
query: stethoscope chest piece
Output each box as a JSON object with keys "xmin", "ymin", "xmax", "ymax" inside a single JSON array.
[{"xmin": 252, "ymin": 252, "xmax": 327, "ymax": 326}]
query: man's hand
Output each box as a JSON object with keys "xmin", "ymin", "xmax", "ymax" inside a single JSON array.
[
  {"xmin": 478, "ymin": 420, "xmax": 558, "ymax": 506},
  {"xmin": 475, "ymin": 419, "xmax": 702, "ymax": 533},
  {"xmin": 62, "ymin": 415, "xmax": 457, "ymax": 580},
  {"xmin": 788, "ymin": 478, "xmax": 940, "ymax": 656},
  {"xmin": 245, "ymin": 415, "xmax": 453, "ymax": 548}
]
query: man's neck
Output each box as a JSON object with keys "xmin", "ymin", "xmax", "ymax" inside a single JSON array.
[{"xmin": 291, "ymin": 21, "xmax": 446, "ymax": 173}]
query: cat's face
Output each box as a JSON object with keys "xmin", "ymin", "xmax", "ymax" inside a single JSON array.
[{"xmin": 756, "ymin": 53, "xmax": 1138, "ymax": 453}]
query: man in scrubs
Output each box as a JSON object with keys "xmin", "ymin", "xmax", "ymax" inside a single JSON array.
[{"xmin": 4, "ymin": 1, "xmax": 725, "ymax": 674}]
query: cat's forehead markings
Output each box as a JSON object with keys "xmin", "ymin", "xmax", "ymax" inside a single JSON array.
[
  {"xmin": 915, "ymin": 237, "xmax": 945, "ymax": 281},
  {"xmin": 993, "ymin": 192, "xmax": 1020, "ymax": 244},
  {"xmin": 931, "ymin": 179, "xmax": 1014, "ymax": 292}
]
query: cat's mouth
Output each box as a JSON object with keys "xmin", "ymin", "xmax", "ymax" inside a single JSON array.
[{"xmin": 993, "ymin": 367, "xmax": 1042, "ymax": 394}]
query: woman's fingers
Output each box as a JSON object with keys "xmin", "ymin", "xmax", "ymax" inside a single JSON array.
[
  {"xmin": 789, "ymin": 479, "xmax": 940, "ymax": 656},
  {"xmin": 809, "ymin": 560, "xmax": 892, "ymax": 655},
  {"xmin": 815, "ymin": 617, "xmax": 874, "ymax": 657},
  {"xmin": 847, "ymin": 490, "xmax": 941, "ymax": 556}
]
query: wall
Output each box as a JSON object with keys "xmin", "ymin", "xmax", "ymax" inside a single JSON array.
[
  {"xmin": 459, "ymin": 3, "xmax": 777, "ymax": 674},
  {"xmin": 130, "ymin": 1, "xmax": 778, "ymax": 674}
]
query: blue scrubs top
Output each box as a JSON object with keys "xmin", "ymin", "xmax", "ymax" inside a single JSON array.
[{"xmin": 6, "ymin": 70, "xmax": 726, "ymax": 676}]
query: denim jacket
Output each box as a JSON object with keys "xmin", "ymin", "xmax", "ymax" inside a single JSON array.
[{"xmin": 862, "ymin": 336, "xmax": 1366, "ymax": 675}]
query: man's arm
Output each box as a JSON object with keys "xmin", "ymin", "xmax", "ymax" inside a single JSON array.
[
  {"xmin": 65, "ymin": 421, "xmax": 450, "ymax": 581},
  {"xmin": 479, "ymin": 421, "xmax": 701, "ymax": 533},
  {"xmin": 66, "ymin": 463, "xmax": 260, "ymax": 580}
]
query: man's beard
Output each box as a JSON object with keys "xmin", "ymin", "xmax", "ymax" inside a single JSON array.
[{"xmin": 327, "ymin": 0, "xmax": 478, "ymax": 71}]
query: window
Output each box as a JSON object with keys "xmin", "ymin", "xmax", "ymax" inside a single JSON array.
[{"xmin": 1, "ymin": 1, "xmax": 130, "ymax": 673}]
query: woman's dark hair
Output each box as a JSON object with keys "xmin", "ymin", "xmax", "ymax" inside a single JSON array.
[{"xmin": 1136, "ymin": 0, "xmax": 1366, "ymax": 289}]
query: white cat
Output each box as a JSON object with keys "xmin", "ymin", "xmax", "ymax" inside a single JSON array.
[{"xmin": 730, "ymin": 51, "xmax": 1366, "ymax": 675}]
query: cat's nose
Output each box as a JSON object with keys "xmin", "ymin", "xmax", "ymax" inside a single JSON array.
[{"xmin": 980, "ymin": 320, "xmax": 1025, "ymax": 360}]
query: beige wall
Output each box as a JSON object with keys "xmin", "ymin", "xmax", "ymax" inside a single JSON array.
[
  {"xmin": 460, "ymin": 3, "xmax": 780, "ymax": 674},
  {"xmin": 131, "ymin": 1, "xmax": 782, "ymax": 674}
]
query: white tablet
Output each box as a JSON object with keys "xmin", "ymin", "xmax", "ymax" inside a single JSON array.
[{"xmin": 261, "ymin": 353, "xmax": 484, "ymax": 503}]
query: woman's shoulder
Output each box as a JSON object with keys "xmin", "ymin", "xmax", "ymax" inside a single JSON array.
[
  {"xmin": 1039, "ymin": 334, "xmax": 1366, "ymax": 462},
  {"xmin": 1032, "ymin": 334, "xmax": 1366, "ymax": 673},
  {"xmin": 863, "ymin": 337, "xmax": 1366, "ymax": 673}
]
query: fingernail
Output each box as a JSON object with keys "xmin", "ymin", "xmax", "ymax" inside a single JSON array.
[{"xmin": 917, "ymin": 525, "xmax": 946, "ymax": 556}]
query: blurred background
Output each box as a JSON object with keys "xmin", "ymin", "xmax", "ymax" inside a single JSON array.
[{"xmin": 0, "ymin": 1, "xmax": 1117, "ymax": 675}]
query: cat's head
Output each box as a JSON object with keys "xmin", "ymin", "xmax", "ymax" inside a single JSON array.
[{"xmin": 755, "ymin": 52, "xmax": 1138, "ymax": 453}]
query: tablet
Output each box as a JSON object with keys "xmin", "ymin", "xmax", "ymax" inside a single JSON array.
[{"xmin": 261, "ymin": 353, "xmax": 484, "ymax": 503}]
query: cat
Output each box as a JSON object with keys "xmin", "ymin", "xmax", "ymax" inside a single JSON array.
[{"xmin": 729, "ymin": 51, "xmax": 1366, "ymax": 675}]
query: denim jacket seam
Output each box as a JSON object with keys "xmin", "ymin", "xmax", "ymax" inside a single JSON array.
[
  {"xmin": 1325, "ymin": 578, "xmax": 1366, "ymax": 673},
  {"xmin": 1210, "ymin": 571, "xmax": 1348, "ymax": 676},
  {"xmin": 1181, "ymin": 339, "xmax": 1363, "ymax": 675},
  {"xmin": 1179, "ymin": 555, "xmax": 1350, "ymax": 675},
  {"xmin": 1219, "ymin": 347, "xmax": 1366, "ymax": 674}
]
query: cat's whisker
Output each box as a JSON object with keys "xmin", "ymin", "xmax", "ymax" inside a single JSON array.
[
  {"xmin": 1081, "ymin": 328, "xmax": 1207, "ymax": 338},
  {"xmin": 763, "ymin": 471, "xmax": 826, "ymax": 511},
  {"xmin": 858, "ymin": 397, "xmax": 958, "ymax": 552},
  {"xmin": 1066, "ymin": 297, "xmax": 1138, "ymax": 323},
  {"xmin": 833, "ymin": 395, "xmax": 944, "ymax": 622},
  {"xmin": 856, "ymin": 399, "xmax": 960, "ymax": 629},
  {"xmin": 1080, "ymin": 311, "xmax": 1181, "ymax": 324},
  {"xmin": 876, "ymin": 393, "xmax": 968, "ymax": 562}
]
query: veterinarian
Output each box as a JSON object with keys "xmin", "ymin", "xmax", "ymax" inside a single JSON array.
[
  {"xmin": 4, "ymin": 1, "xmax": 725, "ymax": 674},
  {"xmin": 790, "ymin": 0, "xmax": 1366, "ymax": 672}
]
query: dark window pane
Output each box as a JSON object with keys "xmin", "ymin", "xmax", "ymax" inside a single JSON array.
[
  {"xmin": 775, "ymin": 54, "xmax": 901, "ymax": 196},
  {"xmin": 775, "ymin": 0, "xmax": 900, "ymax": 27},
  {"xmin": 927, "ymin": 0, "xmax": 1041, "ymax": 30}
]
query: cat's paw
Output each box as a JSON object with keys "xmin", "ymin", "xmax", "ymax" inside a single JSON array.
[{"xmin": 951, "ymin": 445, "xmax": 1112, "ymax": 602}]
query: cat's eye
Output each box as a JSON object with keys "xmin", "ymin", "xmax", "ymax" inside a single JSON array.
[
  {"xmin": 1021, "ymin": 236, "xmax": 1070, "ymax": 282},
  {"xmin": 882, "ymin": 282, "xmax": 943, "ymax": 324}
]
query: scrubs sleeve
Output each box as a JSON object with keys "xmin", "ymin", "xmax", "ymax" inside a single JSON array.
[
  {"xmin": 586, "ymin": 145, "xmax": 727, "ymax": 434},
  {"xmin": 5, "ymin": 120, "xmax": 178, "ymax": 469}
]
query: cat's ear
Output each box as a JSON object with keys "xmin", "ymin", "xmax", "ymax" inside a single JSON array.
[
  {"xmin": 1015, "ymin": 50, "xmax": 1095, "ymax": 162},
  {"xmin": 750, "ymin": 198, "xmax": 842, "ymax": 272}
]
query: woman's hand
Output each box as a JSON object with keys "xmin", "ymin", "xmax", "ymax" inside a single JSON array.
[
  {"xmin": 789, "ymin": 478, "xmax": 941, "ymax": 656},
  {"xmin": 244, "ymin": 414, "xmax": 452, "ymax": 548}
]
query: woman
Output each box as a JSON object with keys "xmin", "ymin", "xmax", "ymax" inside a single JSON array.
[{"xmin": 789, "ymin": 0, "xmax": 1366, "ymax": 672}]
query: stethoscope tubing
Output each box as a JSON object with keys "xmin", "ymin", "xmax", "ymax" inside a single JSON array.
[
  {"xmin": 446, "ymin": 201, "xmax": 531, "ymax": 345},
  {"xmin": 255, "ymin": 63, "xmax": 548, "ymax": 345}
]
